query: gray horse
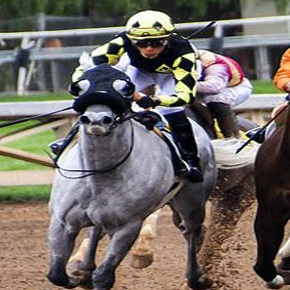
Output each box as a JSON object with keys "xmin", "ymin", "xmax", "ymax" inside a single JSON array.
[{"xmin": 47, "ymin": 64, "xmax": 217, "ymax": 290}]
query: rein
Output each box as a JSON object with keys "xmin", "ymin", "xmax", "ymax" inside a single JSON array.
[
  {"xmin": 0, "ymin": 106, "xmax": 73, "ymax": 128},
  {"xmin": 55, "ymin": 117, "xmax": 135, "ymax": 179}
]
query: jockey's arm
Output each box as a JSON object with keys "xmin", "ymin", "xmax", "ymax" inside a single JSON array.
[
  {"xmin": 72, "ymin": 36, "xmax": 125, "ymax": 81},
  {"xmin": 197, "ymin": 63, "xmax": 229, "ymax": 94},
  {"xmin": 155, "ymin": 53, "xmax": 197, "ymax": 107}
]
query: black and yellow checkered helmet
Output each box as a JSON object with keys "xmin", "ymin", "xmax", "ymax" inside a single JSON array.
[{"xmin": 126, "ymin": 10, "xmax": 175, "ymax": 40}]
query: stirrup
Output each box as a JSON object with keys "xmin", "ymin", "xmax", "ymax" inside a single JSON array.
[
  {"xmin": 175, "ymin": 159, "xmax": 204, "ymax": 183},
  {"xmin": 175, "ymin": 159, "xmax": 190, "ymax": 176}
]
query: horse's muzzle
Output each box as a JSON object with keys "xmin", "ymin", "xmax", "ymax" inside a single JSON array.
[{"xmin": 79, "ymin": 112, "xmax": 114, "ymax": 136}]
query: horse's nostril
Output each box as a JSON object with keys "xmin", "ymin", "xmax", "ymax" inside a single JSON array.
[
  {"xmin": 79, "ymin": 115, "xmax": 90, "ymax": 124},
  {"xmin": 101, "ymin": 116, "xmax": 112, "ymax": 125}
]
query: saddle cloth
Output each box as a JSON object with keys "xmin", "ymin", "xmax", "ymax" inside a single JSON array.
[
  {"xmin": 211, "ymin": 137, "xmax": 260, "ymax": 169},
  {"xmin": 210, "ymin": 119, "xmax": 260, "ymax": 169},
  {"xmin": 132, "ymin": 107, "xmax": 184, "ymax": 169}
]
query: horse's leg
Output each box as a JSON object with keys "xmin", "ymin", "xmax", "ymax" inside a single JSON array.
[
  {"xmin": 253, "ymin": 206, "xmax": 286, "ymax": 289},
  {"xmin": 131, "ymin": 209, "xmax": 161, "ymax": 268},
  {"xmin": 278, "ymin": 234, "xmax": 290, "ymax": 275},
  {"xmin": 168, "ymin": 200, "xmax": 212, "ymax": 290},
  {"xmin": 91, "ymin": 220, "xmax": 142, "ymax": 290},
  {"xmin": 47, "ymin": 214, "xmax": 81, "ymax": 288},
  {"xmin": 67, "ymin": 225, "xmax": 103, "ymax": 289}
]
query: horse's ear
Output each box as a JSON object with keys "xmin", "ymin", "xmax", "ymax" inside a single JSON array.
[
  {"xmin": 68, "ymin": 79, "xmax": 90, "ymax": 97},
  {"xmin": 112, "ymin": 79, "xmax": 135, "ymax": 99}
]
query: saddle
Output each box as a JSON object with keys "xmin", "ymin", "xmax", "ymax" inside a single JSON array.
[{"xmin": 133, "ymin": 110, "xmax": 188, "ymax": 175}]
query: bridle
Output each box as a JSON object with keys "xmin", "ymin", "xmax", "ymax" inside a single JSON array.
[{"xmin": 55, "ymin": 110, "xmax": 136, "ymax": 179}]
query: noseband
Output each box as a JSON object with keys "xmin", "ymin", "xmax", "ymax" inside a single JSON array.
[{"xmin": 56, "ymin": 110, "xmax": 135, "ymax": 179}]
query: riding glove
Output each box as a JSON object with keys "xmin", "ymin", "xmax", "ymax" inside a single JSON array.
[{"xmin": 134, "ymin": 93, "xmax": 160, "ymax": 109}]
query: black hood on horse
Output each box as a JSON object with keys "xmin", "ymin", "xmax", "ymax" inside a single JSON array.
[{"xmin": 70, "ymin": 63, "xmax": 135, "ymax": 115}]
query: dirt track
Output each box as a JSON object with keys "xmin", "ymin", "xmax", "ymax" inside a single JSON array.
[{"xmin": 0, "ymin": 201, "xmax": 281, "ymax": 290}]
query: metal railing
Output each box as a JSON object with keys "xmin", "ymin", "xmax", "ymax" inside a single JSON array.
[
  {"xmin": 0, "ymin": 15, "xmax": 290, "ymax": 93},
  {"xmin": 0, "ymin": 94, "xmax": 284, "ymax": 120},
  {"xmin": 1, "ymin": 14, "xmax": 290, "ymax": 40}
]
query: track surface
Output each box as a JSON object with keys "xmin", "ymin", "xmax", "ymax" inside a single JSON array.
[{"xmin": 0, "ymin": 202, "xmax": 276, "ymax": 290}]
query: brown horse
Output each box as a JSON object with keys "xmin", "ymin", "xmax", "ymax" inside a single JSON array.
[{"xmin": 253, "ymin": 102, "xmax": 290, "ymax": 289}]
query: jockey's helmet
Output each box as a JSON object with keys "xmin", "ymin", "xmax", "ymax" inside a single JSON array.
[{"xmin": 125, "ymin": 10, "xmax": 175, "ymax": 40}]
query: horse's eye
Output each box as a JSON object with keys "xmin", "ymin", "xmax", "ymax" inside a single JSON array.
[{"xmin": 112, "ymin": 79, "xmax": 135, "ymax": 98}]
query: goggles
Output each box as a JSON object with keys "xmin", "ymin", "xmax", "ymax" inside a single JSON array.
[{"xmin": 132, "ymin": 38, "xmax": 168, "ymax": 48}]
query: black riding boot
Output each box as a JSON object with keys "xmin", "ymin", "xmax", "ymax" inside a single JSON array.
[
  {"xmin": 49, "ymin": 122, "xmax": 79, "ymax": 157},
  {"xmin": 165, "ymin": 111, "xmax": 204, "ymax": 183},
  {"xmin": 207, "ymin": 102, "xmax": 240, "ymax": 138}
]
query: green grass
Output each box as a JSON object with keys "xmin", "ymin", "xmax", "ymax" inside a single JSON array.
[
  {"xmin": 0, "ymin": 118, "xmax": 56, "ymax": 202},
  {"xmin": 251, "ymin": 80, "xmax": 282, "ymax": 94},
  {"xmin": 0, "ymin": 92, "xmax": 71, "ymax": 102},
  {"xmin": 0, "ymin": 185, "xmax": 51, "ymax": 202},
  {"xmin": 0, "ymin": 120, "xmax": 55, "ymax": 170}
]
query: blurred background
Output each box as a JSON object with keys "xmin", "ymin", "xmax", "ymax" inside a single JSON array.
[{"xmin": 0, "ymin": 0, "xmax": 289, "ymax": 94}]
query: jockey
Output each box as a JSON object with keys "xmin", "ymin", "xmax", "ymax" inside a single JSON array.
[
  {"xmin": 271, "ymin": 47, "xmax": 290, "ymax": 128},
  {"xmin": 274, "ymin": 47, "xmax": 290, "ymax": 93},
  {"xmin": 53, "ymin": 10, "xmax": 204, "ymax": 182},
  {"xmin": 195, "ymin": 49, "xmax": 253, "ymax": 138}
]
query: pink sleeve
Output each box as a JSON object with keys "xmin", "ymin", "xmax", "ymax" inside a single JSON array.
[{"xmin": 197, "ymin": 64, "xmax": 230, "ymax": 94}]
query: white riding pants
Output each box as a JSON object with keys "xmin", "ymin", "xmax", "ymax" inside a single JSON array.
[{"xmin": 201, "ymin": 78, "xmax": 253, "ymax": 108}]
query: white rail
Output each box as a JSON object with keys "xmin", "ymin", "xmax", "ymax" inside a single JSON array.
[
  {"xmin": 0, "ymin": 15, "xmax": 290, "ymax": 40},
  {"xmin": 0, "ymin": 14, "xmax": 290, "ymax": 91},
  {"xmin": 0, "ymin": 94, "xmax": 285, "ymax": 120}
]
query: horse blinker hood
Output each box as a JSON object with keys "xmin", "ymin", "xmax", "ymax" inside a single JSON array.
[{"xmin": 70, "ymin": 64, "xmax": 135, "ymax": 115}]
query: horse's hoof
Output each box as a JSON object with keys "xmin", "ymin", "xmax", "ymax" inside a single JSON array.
[
  {"xmin": 65, "ymin": 276, "xmax": 83, "ymax": 289},
  {"xmin": 188, "ymin": 276, "xmax": 213, "ymax": 290},
  {"xmin": 47, "ymin": 271, "xmax": 80, "ymax": 289},
  {"xmin": 130, "ymin": 252, "xmax": 154, "ymax": 269},
  {"xmin": 66, "ymin": 260, "xmax": 94, "ymax": 289},
  {"xmin": 277, "ymin": 267, "xmax": 290, "ymax": 284},
  {"xmin": 266, "ymin": 275, "xmax": 285, "ymax": 289},
  {"xmin": 78, "ymin": 280, "xmax": 94, "ymax": 290}
]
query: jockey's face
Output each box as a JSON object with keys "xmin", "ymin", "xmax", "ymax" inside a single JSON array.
[{"xmin": 132, "ymin": 38, "xmax": 168, "ymax": 59}]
